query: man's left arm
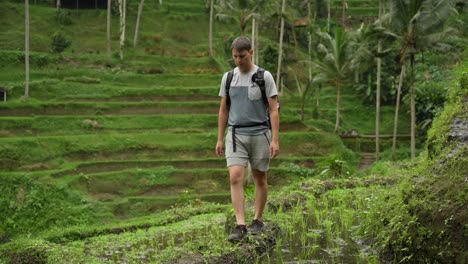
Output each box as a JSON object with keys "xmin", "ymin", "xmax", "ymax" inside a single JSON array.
[{"xmin": 268, "ymin": 96, "xmax": 279, "ymax": 158}]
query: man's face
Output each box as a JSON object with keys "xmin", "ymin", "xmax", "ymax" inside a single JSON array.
[{"xmin": 232, "ymin": 48, "xmax": 253, "ymax": 72}]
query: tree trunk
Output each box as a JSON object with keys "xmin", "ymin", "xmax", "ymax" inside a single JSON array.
[
  {"xmin": 24, "ymin": 0, "xmax": 30, "ymax": 100},
  {"xmin": 376, "ymin": 41, "xmax": 381, "ymax": 161},
  {"xmin": 56, "ymin": 0, "xmax": 61, "ymax": 9},
  {"xmin": 341, "ymin": 0, "xmax": 346, "ymax": 26},
  {"xmin": 208, "ymin": 0, "xmax": 213, "ymax": 56},
  {"xmin": 95, "ymin": 0, "xmax": 98, "ymax": 9},
  {"xmin": 308, "ymin": 1, "xmax": 312, "ymax": 83},
  {"xmin": 301, "ymin": 99, "xmax": 305, "ymax": 121},
  {"xmin": 334, "ymin": 82, "xmax": 341, "ymax": 133},
  {"xmin": 410, "ymin": 54, "xmax": 416, "ymax": 160},
  {"xmin": 133, "ymin": 0, "xmax": 145, "ymax": 48},
  {"xmin": 106, "ymin": 0, "xmax": 112, "ymax": 65},
  {"xmin": 251, "ymin": 17, "xmax": 256, "ymax": 64},
  {"xmin": 392, "ymin": 64, "xmax": 405, "ymax": 160},
  {"xmin": 119, "ymin": 0, "xmax": 126, "ymax": 61},
  {"xmin": 254, "ymin": 18, "xmax": 259, "ymax": 64},
  {"xmin": 375, "ymin": 0, "xmax": 382, "ymax": 161},
  {"xmin": 276, "ymin": 0, "xmax": 286, "ymax": 94},
  {"xmin": 327, "ymin": 0, "xmax": 331, "ymax": 32}
]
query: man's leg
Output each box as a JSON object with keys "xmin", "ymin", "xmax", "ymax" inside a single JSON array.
[
  {"xmin": 228, "ymin": 165, "xmax": 246, "ymax": 225},
  {"xmin": 251, "ymin": 169, "xmax": 268, "ymax": 221}
]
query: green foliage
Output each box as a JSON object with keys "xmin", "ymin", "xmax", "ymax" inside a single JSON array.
[
  {"xmin": 51, "ymin": 31, "xmax": 71, "ymax": 53},
  {"xmin": 55, "ymin": 10, "xmax": 74, "ymax": 26},
  {"xmin": 260, "ymin": 44, "xmax": 278, "ymax": 75},
  {"xmin": 319, "ymin": 156, "xmax": 350, "ymax": 178},
  {"xmin": 0, "ymin": 174, "xmax": 96, "ymax": 240},
  {"xmin": 358, "ymin": 57, "xmax": 468, "ymax": 263}
]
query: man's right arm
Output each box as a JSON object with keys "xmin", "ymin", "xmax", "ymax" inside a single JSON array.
[{"xmin": 216, "ymin": 97, "xmax": 228, "ymax": 157}]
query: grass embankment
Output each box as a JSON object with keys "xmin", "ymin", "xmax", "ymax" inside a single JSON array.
[
  {"xmin": 1, "ymin": 173, "xmax": 398, "ymax": 263},
  {"xmin": 355, "ymin": 57, "xmax": 468, "ymax": 263}
]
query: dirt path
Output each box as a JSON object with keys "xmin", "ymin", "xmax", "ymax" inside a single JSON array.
[{"xmin": 358, "ymin": 152, "xmax": 374, "ymax": 171}]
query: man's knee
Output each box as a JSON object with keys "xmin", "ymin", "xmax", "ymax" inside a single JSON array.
[
  {"xmin": 229, "ymin": 166, "xmax": 245, "ymax": 185},
  {"xmin": 252, "ymin": 170, "xmax": 268, "ymax": 185}
]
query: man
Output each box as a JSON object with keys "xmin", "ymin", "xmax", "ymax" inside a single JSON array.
[{"xmin": 215, "ymin": 36, "xmax": 280, "ymax": 242}]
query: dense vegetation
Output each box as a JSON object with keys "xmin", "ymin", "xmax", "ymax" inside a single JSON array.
[{"xmin": 0, "ymin": 0, "xmax": 466, "ymax": 263}]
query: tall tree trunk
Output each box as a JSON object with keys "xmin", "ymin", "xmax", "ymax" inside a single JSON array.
[
  {"xmin": 341, "ymin": 0, "xmax": 346, "ymax": 26},
  {"xmin": 107, "ymin": 0, "xmax": 112, "ymax": 65},
  {"xmin": 392, "ymin": 64, "xmax": 405, "ymax": 160},
  {"xmin": 133, "ymin": 0, "xmax": 145, "ymax": 48},
  {"xmin": 56, "ymin": 0, "xmax": 61, "ymax": 10},
  {"xmin": 307, "ymin": 1, "xmax": 312, "ymax": 83},
  {"xmin": 327, "ymin": 0, "xmax": 331, "ymax": 32},
  {"xmin": 334, "ymin": 82, "xmax": 341, "ymax": 133},
  {"xmin": 119, "ymin": 0, "xmax": 126, "ymax": 61},
  {"xmin": 410, "ymin": 54, "xmax": 416, "ymax": 160},
  {"xmin": 24, "ymin": 0, "xmax": 30, "ymax": 100},
  {"xmin": 208, "ymin": 0, "xmax": 214, "ymax": 56},
  {"xmin": 375, "ymin": 0, "xmax": 382, "ymax": 161},
  {"xmin": 254, "ymin": 18, "xmax": 259, "ymax": 64},
  {"xmin": 251, "ymin": 17, "xmax": 256, "ymax": 64},
  {"xmin": 95, "ymin": 0, "xmax": 98, "ymax": 9},
  {"xmin": 276, "ymin": 0, "xmax": 286, "ymax": 94}
]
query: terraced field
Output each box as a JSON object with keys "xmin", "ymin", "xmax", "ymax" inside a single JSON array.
[{"xmin": 0, "ymin": 55, "xmax": 353, "ymax": 211}]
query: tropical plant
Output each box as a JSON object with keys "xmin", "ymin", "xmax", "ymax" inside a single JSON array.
[
  {"xmin": 51, "ymin": 31, "xmax": 71, "ymax": 53},
  {"xmin": 290, "ymin": 68, "xmax": 313, "ymax": 121},
  {"xmin": 384, "ymin": 0, "xmax": 458, "ymax": 160},
  {"xmin": 215, "ymin": 0, "xmax": 267, "ymax": 35},
  {"xmin": 313, "ymin": 27, "xmax": 357, "ymax": 133}
]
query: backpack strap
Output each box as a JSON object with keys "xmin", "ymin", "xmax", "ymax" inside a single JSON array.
[
  {"xmin": 225, "ymin": 70, "xmax": 234, "ymax": 111},
  {"xmin": 251, "ymin": 68, "xmax": 268, "ymax": 108}
]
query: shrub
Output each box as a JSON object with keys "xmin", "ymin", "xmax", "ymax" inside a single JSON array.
[
  {"xmin": 51, "ymin": 32, "xmax": 71, "ymax": 53},
  {"xmin": 55, "ymin": 10, "xmax": 74, "ymax": 26}
]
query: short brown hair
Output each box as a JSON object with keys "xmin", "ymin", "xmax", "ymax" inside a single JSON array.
[{"xmin": 231, "ymin": 36, "xmax": 251, "ymax": 51}]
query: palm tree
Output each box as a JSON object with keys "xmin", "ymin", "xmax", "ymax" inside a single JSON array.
[
  {"xmin": 385, "ymin": 0, "xmax": 458, "ymax": 160},
  {"xmin": 314, "ymin": 28, "xmax": 356, "ymax": 133},
  {"xmin": 24, "ymin": 0, "xmax": 30, "ymax": 100},
  {"xmin": 215, "ymin": 0, "xmax": 267, "ymax": 35},
  {"xmin": 133, "ymin": 0, "xmax": 145, "ymax": 48},
  {"xmin": 106, "ymin": 0, "xmax": 111, "ymax": 66},
  {"xmin": 276, "ymin": 0, "xmax": 286, "ymax": 94},
  {"xmin": 291, "ymin": 69, "xmax": 313, "ymax": 121}
]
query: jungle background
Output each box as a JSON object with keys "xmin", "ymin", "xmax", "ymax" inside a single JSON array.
[{"xmin": 0, "ymin": 0, "xmax": 466, "ymax": 263}]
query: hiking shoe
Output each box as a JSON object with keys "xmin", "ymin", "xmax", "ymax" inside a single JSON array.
[
  {"xmin": 247, "ymin": 219, "xmax": 264, "ymax": 235},
  {"xmin": 228, "ymin": 225, "xmax": 247, "ymax": 242}
]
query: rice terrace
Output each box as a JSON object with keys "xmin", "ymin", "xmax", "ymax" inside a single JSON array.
[{"xmin": 0, "ymin": 0, "xmax": 466, "ymax": 263}]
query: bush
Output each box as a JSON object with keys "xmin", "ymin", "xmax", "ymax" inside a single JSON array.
[
  {"xmin": 55, "ymin": 10, "xmax": 74, "ymax": 26},
  {"xmin": 51, "ymin": 32, "xmax": 71, "ymax": 53},
  {"xmin": 0, "ymin": 174, "xmax": 96, "ymax": 240}
]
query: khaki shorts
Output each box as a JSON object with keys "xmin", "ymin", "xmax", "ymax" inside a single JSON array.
[{"xmin": 225, "ymin": 130, "xmax": 271, "ymax": 172}]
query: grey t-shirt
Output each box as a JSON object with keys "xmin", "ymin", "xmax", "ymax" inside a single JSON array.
[{"xmin": 219, "ymin": 65, "xmax": 278, "ymax": 135}]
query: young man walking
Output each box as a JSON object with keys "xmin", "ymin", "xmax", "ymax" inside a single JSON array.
[{"xmin": 215, "ymin": 36, "xmax": 280, "ymax": 242}]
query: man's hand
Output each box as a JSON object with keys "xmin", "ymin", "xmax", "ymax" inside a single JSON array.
[
  {"xmin": 269, "ymin": 141, "xmax": 279, "ymax": 158},
  {"xmin": 216, "ymin": 140, "xmax": 224, "ymax": 157}
]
